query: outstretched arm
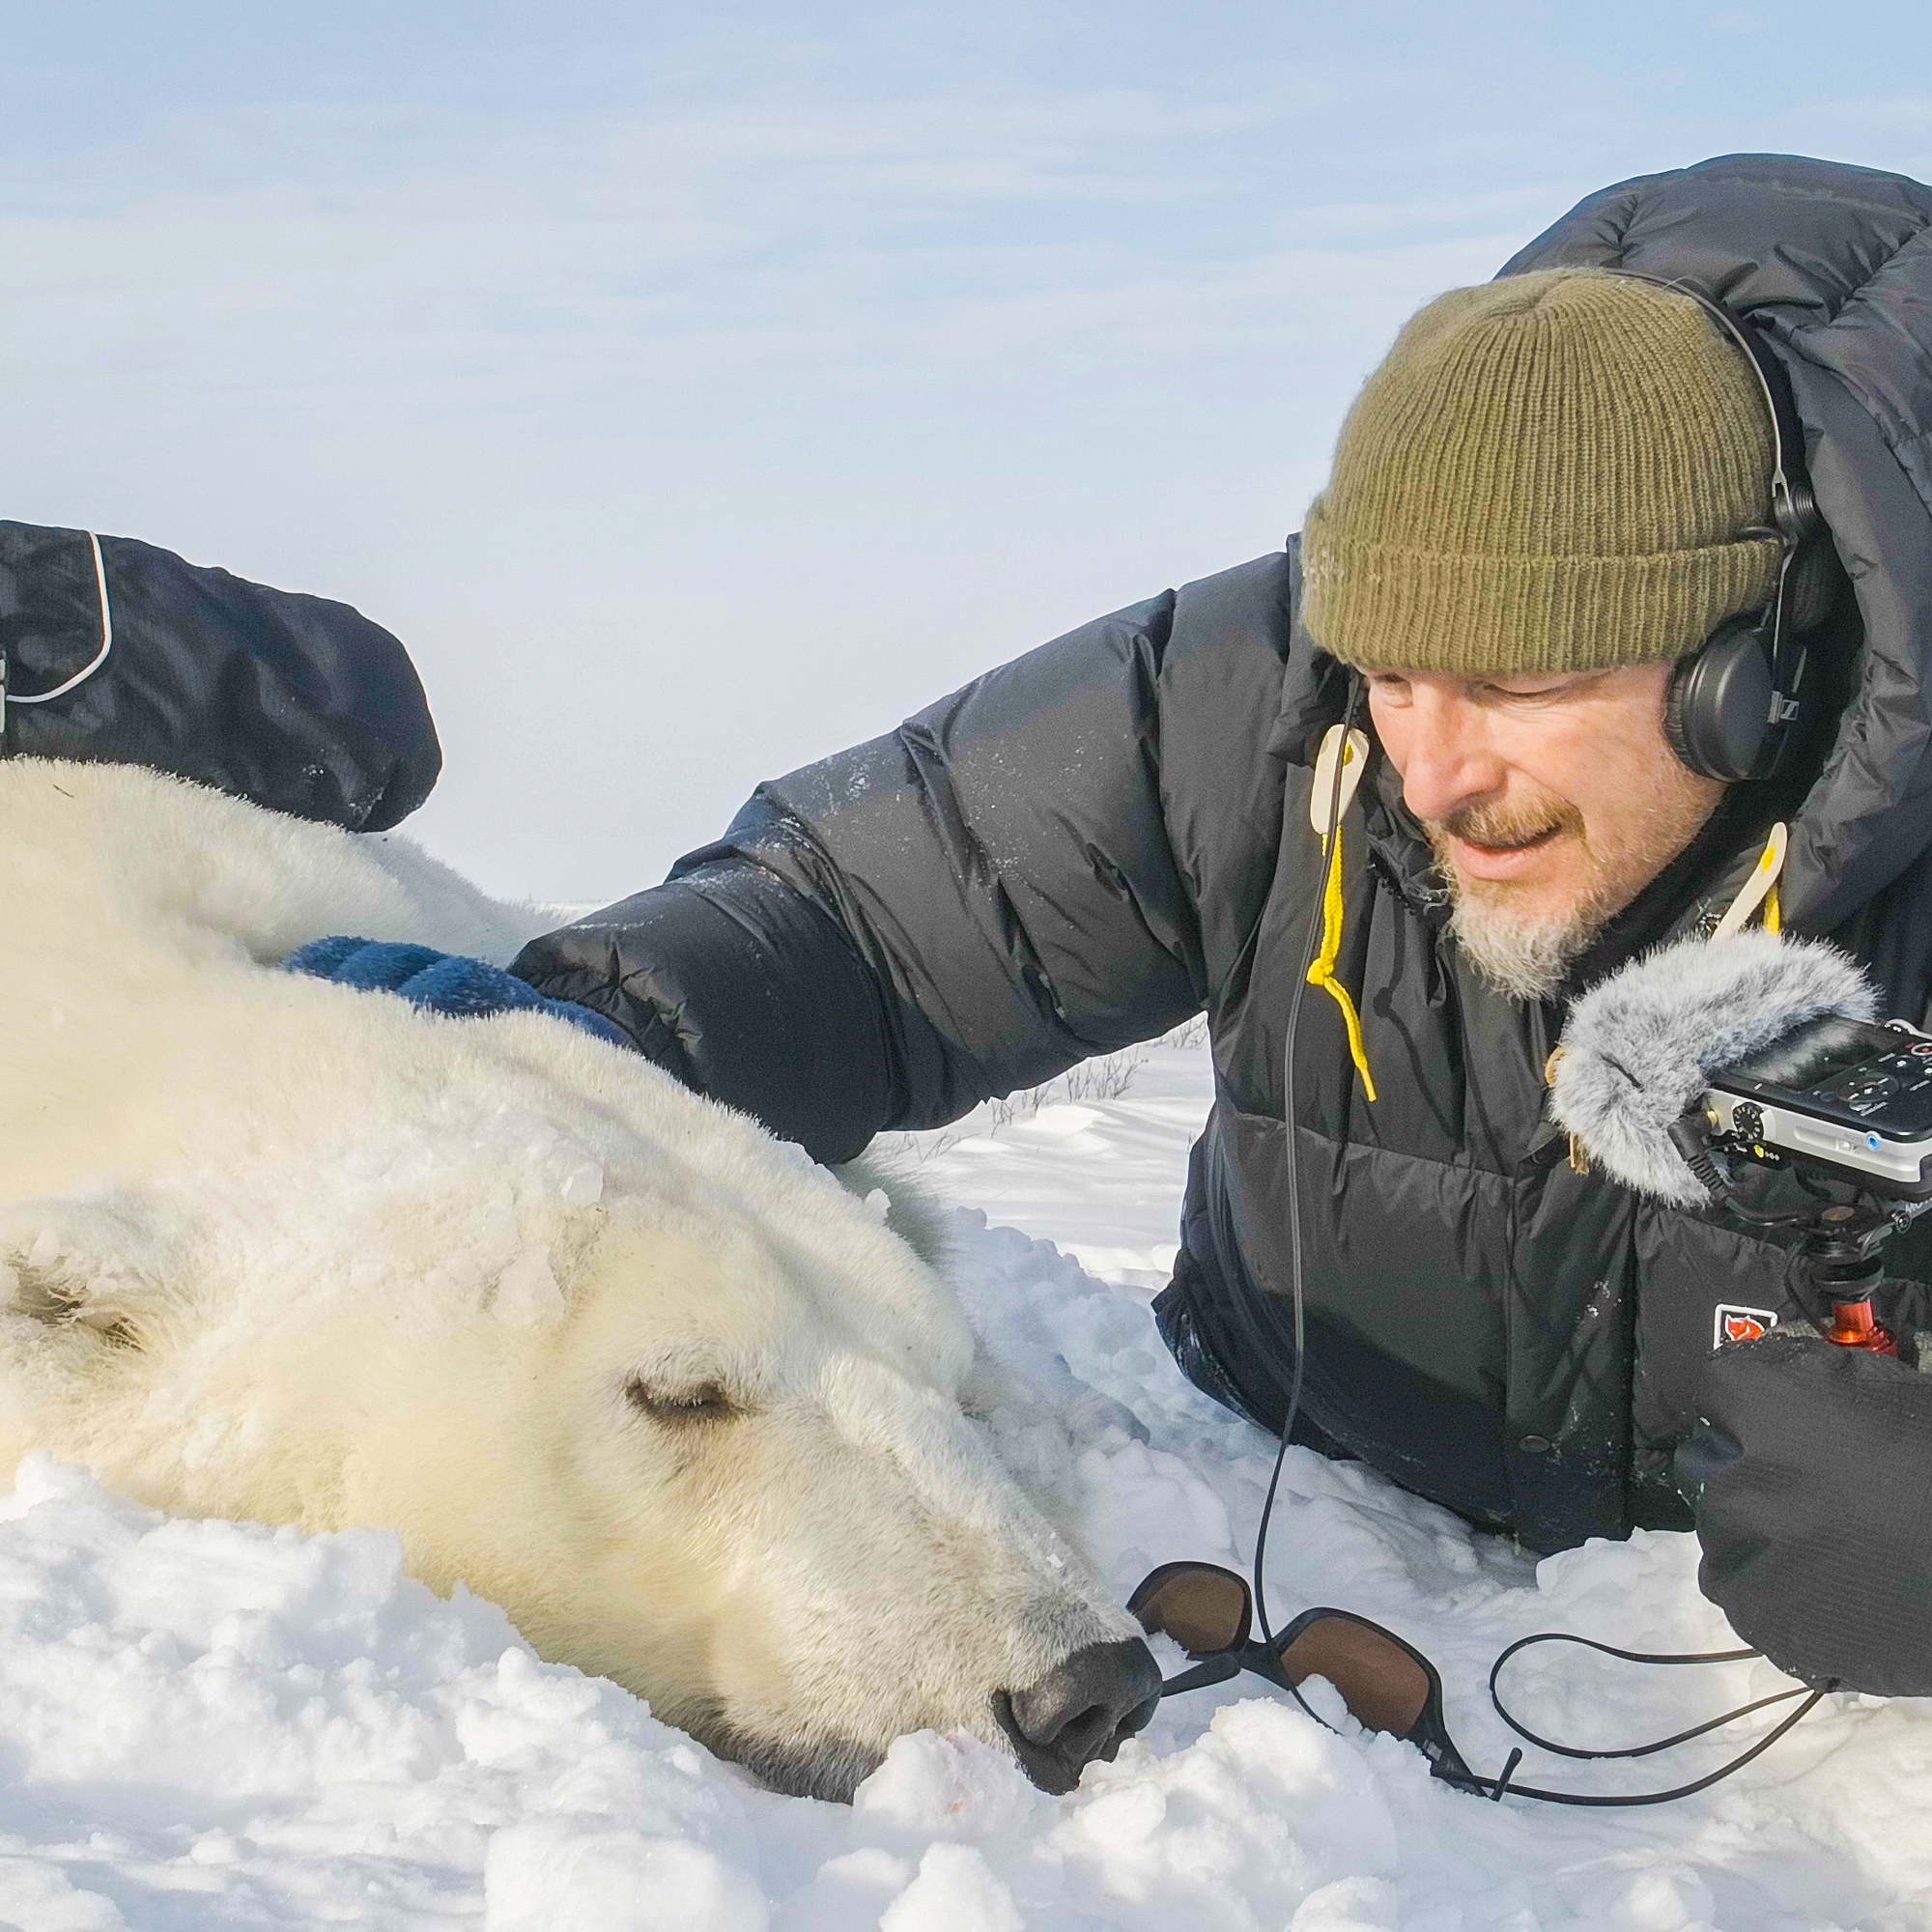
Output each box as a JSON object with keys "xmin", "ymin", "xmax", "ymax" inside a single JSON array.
[{"xmin": 512, "ymin": 583, "xmax": 1235, "ymax": 1162}]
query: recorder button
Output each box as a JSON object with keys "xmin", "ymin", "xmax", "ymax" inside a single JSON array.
[{"xmin": 1831, "ymin": 1079, "xmax": 1884, "ymax": 1101}]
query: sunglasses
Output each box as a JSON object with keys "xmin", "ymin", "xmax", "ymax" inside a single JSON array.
[
  {"xmin": 1129, "ymin": 1559, "xmax": 1830, "ymax": 1806},
  {"xmin": 1129, "ymin": 1560, "xmax": 1495, "ymax": 1795}
]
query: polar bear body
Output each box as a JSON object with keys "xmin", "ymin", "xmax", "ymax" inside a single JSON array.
[{"xmin": 0, "ymin": 760, "xmax": 1143, "ymax": 1799}]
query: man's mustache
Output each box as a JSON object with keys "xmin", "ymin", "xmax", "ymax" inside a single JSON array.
[{"xmin": 1429, "ymin": 797, "xmax": 1583, "ymax": 851}]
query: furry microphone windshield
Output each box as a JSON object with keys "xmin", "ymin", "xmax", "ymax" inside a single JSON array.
[{"xmin": 1549, "ymin": 930, "xmax": 1878, "ymax": 1207}]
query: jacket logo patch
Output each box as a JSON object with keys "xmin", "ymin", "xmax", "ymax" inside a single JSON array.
[{"xmin": 1714, "ymin": 1303, "xmax": 1778, "ymax": 1349}]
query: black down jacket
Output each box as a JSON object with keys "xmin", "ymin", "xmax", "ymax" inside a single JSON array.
[{"xmin": 515, "ymin": 155, "xmax": 1932, "ymax": 1584}]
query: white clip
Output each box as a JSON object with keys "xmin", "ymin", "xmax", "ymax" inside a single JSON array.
[
  {"xmin": 1310, "ymin": 725, "xmax": 1370, "ymax": 838},
  {"xmin": 1711, "ymin": 821, "xmax": 1787, "ymax": 940},
  {"xmin": 9, "ymin": 533, "xmax": 113, "ymax": 715}
]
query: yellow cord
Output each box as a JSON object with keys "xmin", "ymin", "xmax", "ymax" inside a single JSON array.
[
  {"xmin": 1306, "ymin": 817, "xmax": 1378, "ymax": 1102},
  {"xmin": 1305, "ymin": 806, "xmax": 1776, "ymax": 1109},
  {"xmin": 1305, "ymin": 810, "xmax": 1776, "ymax": 1104}
]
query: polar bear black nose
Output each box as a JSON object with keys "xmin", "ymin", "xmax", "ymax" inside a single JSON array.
[{"xmin": 995, "ymin": 1637, "xmax": 1163, "ymax": 1794}]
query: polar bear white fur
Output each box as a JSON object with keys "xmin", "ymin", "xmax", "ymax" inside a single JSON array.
[{"xmin": 0, "ymin": 759, "xmax": 1148, "ymax": 1801}]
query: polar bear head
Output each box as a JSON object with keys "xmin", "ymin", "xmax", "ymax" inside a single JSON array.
[
  {"xmin": 330, "ymin": 1176, "xmax": 1160, "ymax": 1802},
  {"xmin": 464, "ymin": 1200, "xmax": 1157, "ymax": 1798},
  {"xmin": 0, "ymin": 1089, "xmax": 1160, "ymax": 1804}
]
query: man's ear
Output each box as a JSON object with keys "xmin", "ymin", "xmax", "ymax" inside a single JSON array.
[{"xmin": 0, "ymin": 1192, "xmax": 177, "ymax": 1348}]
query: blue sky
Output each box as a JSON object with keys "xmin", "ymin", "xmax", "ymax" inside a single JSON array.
[{"xmin": 4, "ymin": 3, "xmax": 1930, "ymax": 895}]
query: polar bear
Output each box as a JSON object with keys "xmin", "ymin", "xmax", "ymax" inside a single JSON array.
[{"xmin": 0, "ymin": 758, "xmax": 1159, "ymax": 1802}]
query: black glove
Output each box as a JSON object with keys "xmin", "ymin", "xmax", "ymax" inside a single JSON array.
[{"xmin": 1675, "ymin": 1328, "xmax": 1932, "ymax": 1695}]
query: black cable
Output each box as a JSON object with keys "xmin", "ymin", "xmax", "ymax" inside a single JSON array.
[
  {"xmin": 1490, "ymin": 1632, "xmax": 1809, "ymax": 1759},
  {"xmin": 1471, "ymin": 1689, "xmax": 1831, "ymax": 1808},
  {"xmin": 1254, "ymin": 672, "xmax": 1365, "ymax": 1673}
]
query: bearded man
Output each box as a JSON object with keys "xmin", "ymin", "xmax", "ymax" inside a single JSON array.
[{"xmin": 500, "ymin": 154, "xmax": 1932, "ymax": 1694}]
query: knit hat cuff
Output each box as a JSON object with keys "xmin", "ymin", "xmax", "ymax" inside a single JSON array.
[{"xmin": 1300, "ymin": 518, "xmax": 1782, "ymax": 675}]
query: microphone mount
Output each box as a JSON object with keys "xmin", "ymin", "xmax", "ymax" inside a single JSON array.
[{"xmin": 1675, "ymin": 1107, "xmax": 1932, "ymax": 1357}]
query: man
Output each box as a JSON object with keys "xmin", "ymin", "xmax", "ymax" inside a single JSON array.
[{"xmin": 503, "ymin": 153, "xmax": 1932, "ymax": 1690}]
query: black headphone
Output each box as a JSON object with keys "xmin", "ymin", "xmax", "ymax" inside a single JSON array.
[{"xmin": 1605, "ymin": 272, "xmax": 1830, "ymax": 783}]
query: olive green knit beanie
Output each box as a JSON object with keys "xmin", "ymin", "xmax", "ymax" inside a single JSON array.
[{"xmin": 1300, "ymin": 267, "xmax": 1782, "ymax": 675}]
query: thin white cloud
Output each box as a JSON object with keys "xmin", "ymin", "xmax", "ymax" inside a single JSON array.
[{"xmin": 0, "ymin": 85, "xmax": 1557, "ymax": 433}]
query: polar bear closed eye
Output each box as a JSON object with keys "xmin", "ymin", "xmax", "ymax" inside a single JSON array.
[{"xmin": 0, "ymin": 758, "xmax": 1160, "ymax": 1802}]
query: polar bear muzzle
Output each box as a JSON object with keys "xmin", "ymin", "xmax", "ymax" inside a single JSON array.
[{"xmin": 994, "ymin": 1638, "xmax": 1164, "ymax": 1795}]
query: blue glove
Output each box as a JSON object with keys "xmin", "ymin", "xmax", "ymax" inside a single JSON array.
[{"xmin": 283, "ymin": 936, "xmax": 633, "ymax": 1049}]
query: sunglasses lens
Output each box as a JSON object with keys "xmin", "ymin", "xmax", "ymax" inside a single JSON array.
[
  {"xmin": 1277, "ymin": 1615, "xmax": 1432, "ymax": 1738},
  {"xmin": 1128, "ymin": 1565, "xmax": 1251, "ymax": 1655}
]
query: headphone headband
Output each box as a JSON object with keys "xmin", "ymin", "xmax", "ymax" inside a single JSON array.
[
  {"xmin": 1606, "ymin": 270, "xmax": 1824, "ymax": 782},
  {"xmin": 1605, "ymin": 270, "xmax": 1822, "ymax": 548}
]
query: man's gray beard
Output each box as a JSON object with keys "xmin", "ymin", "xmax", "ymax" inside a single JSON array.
[
  {"xmin": 1418, "ymin": 768, "xmax": 1725, "ymax": 1004},
  {"xmin": 1441, "ymin": 880, "xmax": 1618, "ymax": 1003}
]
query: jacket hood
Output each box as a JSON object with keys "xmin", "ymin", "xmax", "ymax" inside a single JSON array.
[{"xmin": 1500, "ymin": 153, "xmax": 1932, "ymax": 937}]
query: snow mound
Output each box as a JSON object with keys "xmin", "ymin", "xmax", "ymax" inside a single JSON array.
[{"xmin": 0, "ymin": 1455, "xmax": 768, "ymax": 1929}]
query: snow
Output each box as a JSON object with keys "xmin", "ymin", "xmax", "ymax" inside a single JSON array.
[{"xmin": 2, "ymin": 1027, "xmax": 1930, "ymax": 1928}]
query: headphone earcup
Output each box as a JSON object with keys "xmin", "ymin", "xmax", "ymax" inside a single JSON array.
[{"xmin": 1665, "ymin": 617, "xmax": 1776, "ymax": 781}]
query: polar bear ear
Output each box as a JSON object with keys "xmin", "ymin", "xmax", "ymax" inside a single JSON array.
[{"xmin": 0, "ymin": 1192, "xmax": 175, "ymax": 1348}]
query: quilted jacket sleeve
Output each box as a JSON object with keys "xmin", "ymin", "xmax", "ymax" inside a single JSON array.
[{"xmin": 512, "ymin": 588, "xmax": 1221, "ymax": 1162}]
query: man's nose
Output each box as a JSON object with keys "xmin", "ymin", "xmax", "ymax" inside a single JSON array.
[{"xmin": 1393, "ymin": 695, "xmax": 1507, "ymax": 825}]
